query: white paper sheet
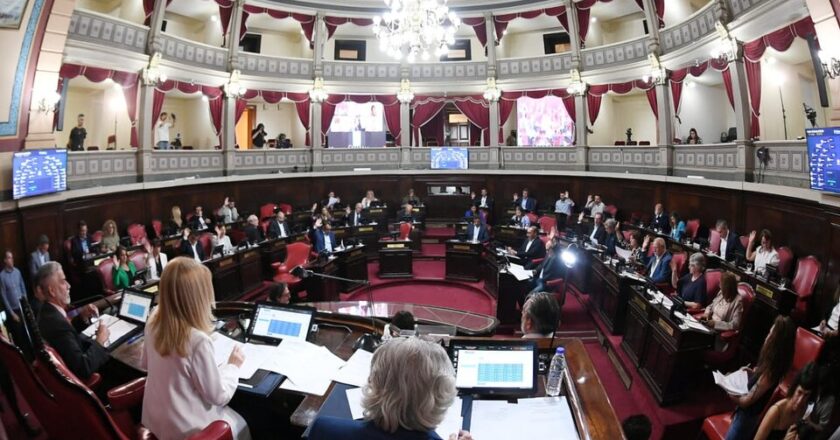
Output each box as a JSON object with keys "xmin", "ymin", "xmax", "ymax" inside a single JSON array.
[
  {"xmin": 615, "ymin": 246, "xmax": 632, "ymax": 260},
  {"xmin": 507, "ymin": 263, "xmax": 533, "ymax": 281},
  {"xmin": 346, "ymin": 387, "xmax": 365, "ymax": 420},
  {"xmin": 434, "ymin": 398, "xmax": 464, "ymax": 439},
  {"xmin": 82, "ymin": 314, "xmax": 138, "ymax": 347},
  {"xmin": 279, "ymin": 345, "xmax": 346, "ymax": 396},
  {"xmin": 210, "ymin": 333, "xmax": 241, "ymax": 368},
  {"xmin": 332, "ymin": 349, "xmax": 373, "ymax": 387},
  {"xmin": 713, "ymin": 369, "xmax": 749, "ymax": 396},
  {"xmin": 259, "ymin": 339, "xmax": 324, "ymax": 383},
  {"xmin": 237, "ymin": 343, "xmax": 280, "ymax": 380},
  {"xmin": 470, "ymin": 398, "xmax": 579, "ymax": 440}
]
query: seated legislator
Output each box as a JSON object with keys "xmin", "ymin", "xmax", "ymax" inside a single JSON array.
[
  {"xmin": 465, "ymin": 216, "xmax": 489, "ymax": 243},
  {"xmin": 243, "ymin": 215, "xmax": 265, "ymax": 244},
  {"xmin": 141, "ymin": 257, "xmax": 251, "ymax": 440},
  {"xmin": 100, "ymin": 219, "xmax": 120, "ymax": 253},
  {"xmin": 506, "ymin": 226, "xmax": 545, "ymax": 266},
  {"xmin": 145, "ymin": 239, "xmax": 169, "ymax": 280},
  {"xmin": 346, "ymin": 203, "xmax": 366, "ymax": 227},
  {"xmin": 801, "ymin": 337, "xmax": 840, "ymax": 437},
  {"xmin": 626, "ymin": 231, "xmax": 646, "ymax": 266},
  {"xmin": 464, "ymin": 205, "xmax": 486, "ymax": 223},
  {"xmin": 35, "ymin": 262, "xmax": 109, "ymax": 380},
  {"xmin": 402, "ymin": 188, "xmax": 421, "ymax": 207},
  {"xmin": 669, "ymin": 212, "xmax": 687, "ymax": 242},
  {"xmin": 361, "ymin": 190, "xmax": 379, "ymax": 209},
  {"xmin": 179, "ymin": 231, "xmax": 206, "ymax": 262},
  {"xmin": 314, "ymin": 221, "xmax": 337, "ymax": 255},
  {"xmin": 529, "ymin": 238, "xmax": 563, "ymax": 293},
  {"xmin": 30, "ymin": 234, "xmax": 51, "ymax": 284},
  {"xmin": 474, "ymin": 188, "xmax": 493, "ymax": 211},
  {"xmin": 521, "ymin": 291, "xmax": 561, "ymax": 338},
  {"xmin": 586, "ymin": 213, "xmax": 607, "ymax": 245},
  {"xmin": 189, "ymin": 206, "xmax": 212, "ymax": 231},
  {"xmin": 724, "ymin": 316, "xmax": 796, "ymax": 440},
  {"xmin": 382, "ymin": 311, "xmax": 417, "ymax": 340},
  {"xmin": 268, "ymin": 282, "xmax": 290, "ymax": 304},
  {"xmin": 603, "ymin": 219, "xmax": 623, "ymax": 256},
  {"xmin": 219, "ymin": 197, "xmax": 239, "ymax": 224},
  {"xmin": 753, "ymin": 364, "xmax": 815, "ymax": 440},
  {"xmin": 516, "ymin": 189, "xmax": 537, "ymax": 213},
  {"xmin": 746, "ymin": 229, "xmax": 780, "ymax": 277},
  {"xmin": 324, "ymin": 191, "xmax": 341, "ymax": 209},
  {"xmin": 308, "ymin": 338, "xmax": 473, "ymax": 440},
  {"xmin": 818, "ymin": 286, "xmax": 840, "ymax": 338},
  {"xmin": 716, "ymin": 219, "xmax": 746, "ymax": 262},
  {"xmin": 111, "ymin": 246, "xmax": 137, "ymax": 290},
  {"xmin": 673, "ymin": 253, "xmax": 708, "ymax": 309},
  {"xmin": 511, "ymin": 206, "xmax": 530, "ymax": 228},
  {"xmin": 645, "ymin": 238, "xmax": 672, "ymax": 284},
  {"xmin": 317, "ymin": 206, "xmax": 335, "ymax": 226},
  {"xmin": 399, "ymin": 204, "xmax": 416, "ymax": 223},
  {"xmin": 650, "ymin": 203, "xmax": 671, "ymax": 234},
  {"xmin": 70, "ymin": 220, "xmax": 93, "ymax": 264},
  {"xmin": 579, "ymin": 194, "xmax": 605, "ymax": 222},
  {"xmin": 212, "ymin": 225, "xmax": 234, "ymax": 254},
  {"xmin": 267, "ymin": 211, "xmax": 290, "ymax": 239},
  {"xmin": 164, "ymin": 205, "xmax": 185, "ymax": 236},
  {"xmin": 701, "ymin": 272, "xmax": 744, "ymax": 351}
]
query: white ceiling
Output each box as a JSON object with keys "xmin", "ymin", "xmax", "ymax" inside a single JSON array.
[{"xmin": 166, "ymin": 0, "xmax": 217, "ymax": 21}]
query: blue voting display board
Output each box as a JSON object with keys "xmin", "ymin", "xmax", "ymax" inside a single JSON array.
[
  {"xmin": 477, "ymin": 363, "xmax": 524, "ymax": 384},
  {"xmin": 13, "ymin": 149, "xmax": 67, "ymax": 200},
  {"xmin": 806, "ymin": 127, "xmax": 840, "ymax": 194},
  {"xmin": 431, "ymin": 147, "xmax": 469, "ymax": 170},
  {"xmin": 266, "ymin": 319, "xmax": 302, "ymax": 337}
]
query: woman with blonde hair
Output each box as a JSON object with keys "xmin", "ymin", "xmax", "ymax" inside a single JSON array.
[
  {"xmin": 308, "ymin": 338, "xmax": 474, "ymax": 440},
  {"xmin": 164, "ymin": 205, "xmax": 184, "ymax": 236},
  {"xmin": 100, "ymin": 219, "xmax": 120, "ymax": 252},
  {"xmin": 141, "ymin": 257, "xmax": 250, "ymax": 440}
]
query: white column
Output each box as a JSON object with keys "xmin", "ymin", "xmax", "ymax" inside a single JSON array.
[
  {"xmin": 313, "ymin": 13, "xmax": 326, "ymax": 77},
  {"xmin": 311, "ymin": 101, "xmax": 322, "ymax": 149},
  {"xmin": 655, "ymin": 81, "xmax": 673, "ymax": 175},
  {"xmin": 136, "ymin": 83, "xmax": 155, "ymax": 181},
  {"xmin": 146, "ymin": 0, "xmax": 168, "ymax": 54},
  {"xmin": 562, "ymin": 0, "xmax": 582, "ymax": 70},
  {"xmin": 640, "ymin": 0, "xmax": 662, "ymax": 50},
  {"xmin": 488, "ymin": 100, "xmax": 500, "ymax": 148},
  {"xmin": 221, "ymin": 95, "xmax": 236, "ymax": 175},
  {"xmin": 484, "ymin": 13, "xmax": 497, "ymax": 76},
  {"xmin": 400, "ymin": 101, "xmax": 410, "ymax": 148},
  {"xmin": 574, "ymin": 94, "xmax": 589, "ymax": 171},
  {"xmin": 729, "ymin": 56, "xmax": 755, "ymax": 181},
  {"xmin": 226, "ymin": 0, "xmax": 245, "ymax": 70}
]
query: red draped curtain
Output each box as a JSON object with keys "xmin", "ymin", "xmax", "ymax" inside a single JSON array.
[
  {"xmin": 452, "ymin": 96, "xmax": 491, "ymax": 146},
  {"xmin": 411, "ymin": 96, "xmax": 447, "ymax": 146},
  {"xmin": 143, "ymin": 0, "xmax": 172, "ymax": 26},
  {"xmin": 324, "ymin": 17, "xmax": 374, "ymax": 39},
  {"xmin": 493, "ymin": 7, "xmax": 567, "ymax": 42},
  {"xmin": 242, "ymin": 5, "xmax": 315, "ymax": 43},
  {"xmin": 235, "ymin": 90, "xmax": 311, "ymax": 145},
  {"xmin": 58, "ymin": 63, "xmax": 141, "ymax": 147},
  {"xmin": 420, "ymin": 112, "xmax": 445, "ymax": 146},
  {"xmin": 587, "ymin": 80, "xmax": 656, "ymax": 125},
  {"xmin": 461, "ymin": 17, "xmax": 489, "ymax": 47},
  {"xmin": 152, "ymin": 81, "xmax": 224, "ymax": 142}
]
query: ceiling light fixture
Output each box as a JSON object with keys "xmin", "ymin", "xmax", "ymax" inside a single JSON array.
[{"xmin": 372, "ymin": 0, "xmax": 460, "ymax": 63}]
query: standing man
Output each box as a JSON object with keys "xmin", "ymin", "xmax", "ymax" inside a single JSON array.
[
  {"xmin": 155, "ymin": 112, "xmax": 175, "ymax": 150},
  {"xmin": 30, "ymin": 235, "xmax": 51, "ymax": 283},
  {"xmin": 1, "ymin": 251, "xmax": 29, "ymax": 348},
  {"xmin": 68, "ymin": 114, "xmax": 87, "ymax": 151},
  {"xmin": 219, "ymin": 197, "xmax": 239, "ymax": 224},
  {"xmin": 519, "ymin": 189, "xmax": 537, "ymax": 213},
  {"xmin": 650, "ymin": 203, "xmax": 670, "ymax": 233},
  {"xmin": 475, "ymin": 188, "xmax": 493, "ymax": 211},
  {"xmin": 554, "ymin": 191, "xmax": 575, "ymax": 229}
]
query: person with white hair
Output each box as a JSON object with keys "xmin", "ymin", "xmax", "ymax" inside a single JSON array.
[{"xmin": 308, "ymin": 338, "xmax": 474, "ymax": 440}]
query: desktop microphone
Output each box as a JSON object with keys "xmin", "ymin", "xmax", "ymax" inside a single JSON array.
[{"xmin": 290, "ymin": 265, "xmax": 313, "ymax": 279}]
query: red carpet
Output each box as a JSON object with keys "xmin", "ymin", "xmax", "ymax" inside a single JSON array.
[{"xmin": 343, "ymin": 279, "xmax": 496, "ymax": 316}]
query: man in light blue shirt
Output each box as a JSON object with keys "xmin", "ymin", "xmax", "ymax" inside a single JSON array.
[
  {"xmin": 1, "ymin": 251, "xmax": 28, "ymax": 347},
  {"xmin": 554, "ymin": 191, "xmax": 574, "ymax": 216}
]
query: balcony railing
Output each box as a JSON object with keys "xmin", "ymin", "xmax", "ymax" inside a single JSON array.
[{"xmin": 67, "ymin": 10, "xmax": 148, "ymax": 54}]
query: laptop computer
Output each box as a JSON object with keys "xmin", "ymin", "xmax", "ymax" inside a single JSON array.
[
  {"xmin": 84, "ymin": 289, "xmax": 155, "ymax": 351},
  {"xmin": 449, "ymin": 339, "xmax": 538, "ymax": 397},
  {"xmin": 246, "ymin": 302, "xmax": 316, "ymax": 345}
]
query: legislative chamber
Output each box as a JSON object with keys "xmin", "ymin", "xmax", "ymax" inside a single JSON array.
[{"xmin": 1, "ymin": 0, "xmax": 840, "ymax": 439}]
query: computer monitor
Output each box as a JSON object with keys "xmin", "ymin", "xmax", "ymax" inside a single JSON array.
[
  {"xmin": 246, "ymin": 302, "xmax": 315, "ymax": 344},
  {"xmin": 118, "ymin": 290, "xmax": 155, "ymax": 325},
  {"xmin": 449, "ymin": 339, "xmax": 538, "ymax": 396}
]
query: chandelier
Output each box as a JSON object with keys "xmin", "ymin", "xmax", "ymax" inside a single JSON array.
[{"xmin": 372, "ymin": 0, "xmax": 461, "ymax": 63}]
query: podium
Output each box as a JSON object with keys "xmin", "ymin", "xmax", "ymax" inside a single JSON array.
[
  {"xmin": 483, "ymin": 253, "xmax": 531, "ymax": 328},
  {"xmin": 445, "ymin": 240, "xmax": 483, "ymax": 282},
  {"xmin": 334, "ymin": 245, "xmax": 368, "ymax": 291},
  {"xmin": 207, "ymin": 254, "xmax": 240, "ymax": 301},
  {"xmin": 378, "ymin": 241, "xmax": 413, "ymax": 278},
  {"xmin": 305, "ymin": 257, "xmax": 341, "ymax": 302},
  {"xmin": 495, "ymin": 226, "xmax": 527, "ymax": 248}
]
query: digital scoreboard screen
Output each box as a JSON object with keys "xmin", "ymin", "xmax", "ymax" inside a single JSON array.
[
  {"xmin": 13, "ymin": 149, "xmax": 68, "ymax": 200},
  {"xmin": 806, "ymin": 127, "xmax": 840, "ymax": 194},
  {"xmin": 430, "ymin": 147, "xmax": 469, "ymax": 170}
]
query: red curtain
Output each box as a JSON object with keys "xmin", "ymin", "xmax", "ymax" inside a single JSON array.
[
  {"xmin": 420, "ymin": 112, "xmax": 445, "ymax": 146},
  {"xmin": 494, "ymin": 7, "xmax": 565, "ymax": 42},
  {"xmin": 646, "ymin": 88, "xmax": 658, "ymax": 119},
  {"xmin": 469, "ymin": 124, "xmax": 481, "ymax": 147},
  {"xmin": 143, "ymin": 0, "xmax": 171, "ymax": 26},
  {"xmin": 324, "ymin": 17, "xmax": 373, "ymax": 39},
  {"xmin": 452, "ymin": 97, "xmax": 490, "ymax": 146},
  {"xmin": 721, "ymin": 68, "xmax": 735, "ymax": 110},
  {"xmin": 152, "ymin": 89, "xmax": 165, "ymax": 128},
  {"xmin": 411, "ymin": 97, "xmax": 447, "ymax": 146},
  {"xmin": 462, "ymin": 17, "xmax": 488, "ymax": 47},
  {"xmin": 586, "ymin": 81, "xmax": 655, "ymax": 124},
  {"xmin": 744, "ymin": 61, "xmax": 761, "ymax": 139},
  {"xmin": 243, "ymin": 5, "xmax": 316, "ymax": 42}
]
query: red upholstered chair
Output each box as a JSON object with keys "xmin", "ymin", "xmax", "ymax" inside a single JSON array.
[
  {"xmin": 671, "ymin": 252, "xmax": 688, "ymax": 278},
  {"xmin": 685, "ymin": 219, "xmax": 700, "ymax": 240},
  {"xmin": 526, "ymin": 213, "xmax": 538, "ymax": 226},
  {"xmin": 91, "ymin": 230, "xmax": 104, "ymax": 244},
  {"xmin": 278, "ymin": 203, "xmax": 293, "ymax": 215},
  {"xmin": 130, "ymin": 249, "xmax": 148, "ymax": 271},
  {"xmin": 127, "ymin": 223, "xmax": 148, "ymax": 246},
  {"xmin": 228, "ymin": 228, "xmax": 246, "ymax": 246},
  {"xmin": 261, "ymin": 220, "xmax": 270, "ymax": 236},
  {"xmin": 151, "ymin": 220, "xmax": 163, "ymax": 238},
  {"xmin": 777, "ymin": 328, "xmax": 824, "ymax": 398},
  {"xmin": 709, "ymin": 229, "xmax": 721, "ymax": 254},
  {"xmin": 703, "ymin": 283, "xmax": 755, "ymax": 368},
  {"xmin": 198, "ymin": 232, "xmax": 214, "ymax": 259},
  {"xmin": 790, "ymin": 256, "xmax": 821, "ymax": 323},
  {"xmin": 777, "ymin": 246, "xmax": 794, "ymax": 279},
  {"xmin": 702, "ymin": 413, "xmax": 732, "ymax": 440},
  {"xmin": 704, "ymin": 269, "xmax": 723, "ymax": 304},
  {"xmin": 260, "ymin": 203, "xmax": 277, "ymax": 220},
  {"xmin": 272, "ymin": 241, "xmax": 312, "ymax": 286},
  {"xmin": 399, "ymin": 222, "xmax": 412, "ymax": 241},
  {"xmin": 537, "ymin": 216, "xmax": 555, "ymax": 233},
  {"xmin": 604, "ymin": 205, "xmax": 618, "ymax": 219},
  {"xmin": 97, "ymin": 258, "xmax": 117, "ymax": 295}
]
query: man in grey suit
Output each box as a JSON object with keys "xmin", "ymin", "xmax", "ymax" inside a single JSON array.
[{"xmin": 29, "ymin": 235, "xmax": 50, "ymax": 284}]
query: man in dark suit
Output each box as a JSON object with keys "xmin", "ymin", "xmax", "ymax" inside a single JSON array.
[
  {"xmin": 716, "ymin": 219, "xmax": 746, "ymax": 262},
  {"xmin": 243, "ymin": 215, "xmax": 265, "ymax": 244},
  {"xmin": 530, "ymin": 238, "xmax": 563, "ymax": 294},
  {"xmin": 346, "ymin": 203, "xmax": 366, "ymax": 227},
  {"xmin": 650, "ymin": 203, "xmax": 670, "ymax": 233},
  {"xmin": 507, "ymin": 226, "xmax": 545, "ymax": 265},
  {"xmin": 474, "ymin": 188, "xmax": 494, "ymax": 211},
  {"xmin": 645, "ymin": 237, "xmax": 672, "ymax": 284},
  {"xmin": 267, "ymin": 211, "xmax": 290, "ymax": 239},
  {"xmin": 188, "ymin": 205, "xmax": 211, "ymax": 231},
  {"xmin": 518, "ymin": 188, "xmax": 537, "ymax": 213},
  {"xmin": 587, "ymin": 213, "xmax": 607, "ymax": 245},
  {"xmin": 466, "ymin": 216, "xmax": 489, "ymax": 242},
  {"xmin": 70, "ymin": 221, "xmax": 92, "ymax": 264},
  {"xmin": 313, "ymin": 223, "xmax": 336, "ymax": 255},
  {"xmin": 35, "ymin": 262, "xmax": 109, "ymax": 381},
  {"xmin": 179, "ymin": 231, "xmax": 205, "ymax": 262}
]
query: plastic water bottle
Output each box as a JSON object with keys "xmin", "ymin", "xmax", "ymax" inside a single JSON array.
[{"xmin": 546, "ymin": 347, "xmax": 566, "ymax": 397}]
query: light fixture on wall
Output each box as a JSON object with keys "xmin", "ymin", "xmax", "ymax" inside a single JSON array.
[
  {"xmin": 566, "ymin": 68, "xmax": 588, "ymax": 96},
  {"xmin": 309, "ymin": 77, "xmax": 328, "ymax": 103},
  {"xmin": 482, "ymin": 77, "xmax": 501, "ymax": 102},
  {"xmin": 142, "ymin": 52, "xmax": 168, "ymax": 86},
  {"xmin": 818, "ymin": 50, "xmax": 840, "ymax": 79},
  {"xmin": 36, "ymin": 91, "xmax": 61, "ymax": 113},
  {"xmin": 641, "ymin": 54, "xmax": 666, "ymax": 85},
  {"xmin": 710, "ymin": 21, "xmax": 740, "ymax": 63},
  {"xmin": 372, "ymin": 0, "xmax": 460, "ymax": 63},
  {"xmin": 397, "ymin": 79, "xmax": 415, "ymax": 104},
  {"xmin": 224, "ymin": 70, "xmax": 247, "ymax": 99}
]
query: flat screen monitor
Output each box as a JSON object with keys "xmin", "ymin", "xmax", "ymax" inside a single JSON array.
[
  {"xmin": 806, "ymin": 127, "xmax": 840, "ymax": 194},
  {"xmin": 516, "ymin": 96, "xmax": 575, "ymax": 146},
  {"xmin": 118, "ymin": 290, "xmax": 155, "ymax": 325},
  {"xmin": 12, "ymin": 149, "xmax": 68, "ymax": 200},
  {"xmin": 328, "ymin": 101, "xmax": 386, "ymax": 148},
  {"xmin": 247, "ymin": 302, "xmax": 315, "ymax": 344},
  {"xmin": 449, "ymin": 339, "xmax": 537, "ymax": 396},
  {"xmin": 430, "ymin": 147, "xmax": 469, "ymax": 170}
]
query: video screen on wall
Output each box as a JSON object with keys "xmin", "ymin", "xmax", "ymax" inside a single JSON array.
[
  {"xmin": 431, "ymin": 147, "xmax": 469, "ymax": 170},
  {"xmin": 516, "ymin": 96, "xmax": 575, "ymax": 146},
  {"xmin": 328, "ymin": 102, "xmax": 386, "ymax": 148},
  {"xmin": 13, "ymin": 149, "xmax": 68, "ymax": 200},
  {"xmin": 806, "ymin": 127, "xmax": 840, "ymax": 194}
]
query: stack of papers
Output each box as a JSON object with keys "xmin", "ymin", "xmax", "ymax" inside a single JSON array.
[
  {"xmin": 470, "ymin": 397, "xmax": 579, "ymax": 439},
  {"xmin": 713, "ymin": 369, "xmax": 749, "ymax": 396},
  {"xmin": 332, "ymin": 349, "xmax": 373, "ymax": 387},
  {"xmin": 505, "ymin": 263, "xmax": 533, "ymax": 281},
  {"xmin": 82, "ymin": 314, "xmax": 137, "ymax": 347}
]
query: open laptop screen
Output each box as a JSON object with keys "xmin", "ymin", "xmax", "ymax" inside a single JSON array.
[
  {"xmin": 118, "ymin": 290, "xmax": 154, "ymax": 324},
  {"xmin": 450, "ymin": 340, "xmax": 537, "ymax": 396},
  {"xmin": 248, "ymin": 302, "xmax": 315, "ymax": 343}
]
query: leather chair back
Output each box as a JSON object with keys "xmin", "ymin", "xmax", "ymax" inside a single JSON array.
[
  {"xmin": 91, "ymin": 230, "xmax": 104, "ymax": 244},
  {"xmin": 198, "ymin": 233, "xmax": 214, "ymax": 258},
  {"xmin": 604, "ymin": 205, "xmax": 618, "ymax": 218},
  {"xmin": 671, "ymin": 252, "xmax": 688, "ymax": 278},
  {"xmin": 131, "ymin": 249, "xmax": 148, "ymax": 271},
  {"xmin": 537, "ymin": 216, "xmax": 556, "ymax": 233},
  {"xmin": 526, "ymin": 213, "xmax": 538, "ymax": 226},
  {"xmin": 778, "ymin": 328, "xmax": 824, "ymax": 396},
  {"xmin": 777, "ymin": 246, "xmax": 794, "ymax": 279},
  {"xmin": 260, "ymin": 203, "xmax": 277, "ymax": 220},
  {"xmin": 261, "ymin": 220, "xmax": 270, "ymax": 235},
  {"xmin": 704, "ymin": 269, "xmax": 723, "ymax": 303},
  {"xmin": 791, "ymin": 256, "xmax": 821, "ymax": 322},
  {"xmin": 285, "ymin": 242, "xmax": 312, "ymax": 269},
  {"xmin": 709, "ymin": 229, "xmax": 721, "ymax": 254},
  {"xmin": 278, "ymin": 203, "xmax": 293, "ymax": 215},
  {"xmin": 399, "ymin": 222, "xmax": 412, "ymax": 240},
  {"xmin": 151, "ymin": 220, "xmax": 163, "ymax": 237},
  {"xmin": 97, "ymin": 258, "xmax": 117, "ymax": 294},
  {"xmin": 685, "ymin": 219, "xmax": 700, "ymax": 240},
  {"xmin": 228, "ymin": 228, "xmax": 246, "ymax": 246},
  {"xmin": 737, "ymin": 283, "xmax": 756, "ymax": 327},
  {"xmin": 127, "ymin": 223, "xmax": 148, "ymax": 246}
]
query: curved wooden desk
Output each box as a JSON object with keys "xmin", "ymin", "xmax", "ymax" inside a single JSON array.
[{"xmin": 109, "ymin": 301, "xmax": 622, "ymax": 439}]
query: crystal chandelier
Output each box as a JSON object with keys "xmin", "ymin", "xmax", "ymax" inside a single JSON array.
[{"xmin": 372, "ymin": 0, "xmax": 461, "ymax": 63}]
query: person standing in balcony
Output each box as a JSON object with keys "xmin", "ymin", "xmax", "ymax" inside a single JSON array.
[
  {"xmin": 155, "ymin": 113, "xmax": 175, "ymax": 150},
  {"xmin": 68, "ymin": 114, "xmax": 87, "ymax": 151},
  {"xmin": 252, "ymin": 123, "xmax": 267, "ymax": 148}
]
